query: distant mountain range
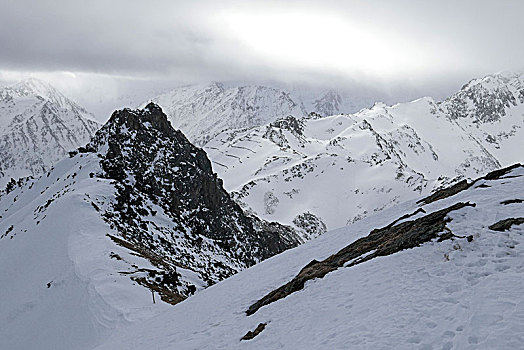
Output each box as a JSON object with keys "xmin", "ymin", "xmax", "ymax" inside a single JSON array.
[
  {"xmin": 146, "ymin": 82, "xmax": 383, "ymax": 146},
  {"xmin": 0, "ymin": 78, "xmax": 99, "ymax": 187},
  {"xmin": 205, "ymin": 73, "xmax": 523, "ymax": 232}
]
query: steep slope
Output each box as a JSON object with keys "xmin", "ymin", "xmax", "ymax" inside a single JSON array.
[
  {"xmin": 0, "ymin": 103, "xmax": 300, "ymax": 350},
  {"xmin": 150, "ymin": 82, "xmax": 307, "ymax": 146},
  {"xmin": 97, "ymin": 164, "xmax": 524, "ymax": 350},
  {"xmin": 442, "ymin": 73, "xmax": 524, "ymax": 165},
  {"xmin": 205, "ymin": 74, "xmax": 523, "ymax": 234},
  {"xmin": 0, "ymin": 78, "xmax": 100, "ymax": 187}
]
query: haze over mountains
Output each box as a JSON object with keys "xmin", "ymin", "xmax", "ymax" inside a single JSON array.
[{"xmin": 0, "ymin": 71, "xmax": 523, "ymax": 349}]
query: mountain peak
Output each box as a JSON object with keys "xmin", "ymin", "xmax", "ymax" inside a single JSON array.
[
  {"xmin": 443, "ymin": 72, "xmax": 524, "ymax": 123},
  {"xmin": 10, "ymin": 77, "xmax": 63, "ymax": 103},
  {"xmin": 102, "ymin": 103, "xmax": 174, "ymax": 139}
]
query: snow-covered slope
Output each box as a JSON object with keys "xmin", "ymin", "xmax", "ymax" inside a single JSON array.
[
  {"xmin": 149, "ymin": 82, "xmax": 307, "ymax": 146},
  {"xmin": 0, "ymin": 103, "xmax": 300, "ymax": 350},
  {"xmin": 0, "ymin": 78, "xmax": 100, "ymax": 187},
  {"xmin": 147, "ymin": 82, "xmax": 383, "ymax": 147},
  {"xmin": 97, "ymin": 163, "xmax": 524, "ymax": 350},
  {"xmin": 205, "ymin": 73, "xmax": 524, "ymax": 234}
]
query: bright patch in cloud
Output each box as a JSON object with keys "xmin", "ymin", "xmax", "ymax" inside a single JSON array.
[{"xmin": 222, "ymin": 11, "xmax": 431, "ymax": 78}]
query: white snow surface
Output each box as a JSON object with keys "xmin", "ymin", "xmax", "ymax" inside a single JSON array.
[
  {"xmin": 146, "ymin": 82, "xmax": 384, "ymax": 147},
  {"xmin": 97, "ymin": 165, "xmax": 524, "ymax": 350},
  {"xmin": 204, "ymin": 74, "xmax": 524, "ymax": 235},
  {"xmin": 0, "ymin": 155, "xmax": 172, "ymax": 350}
]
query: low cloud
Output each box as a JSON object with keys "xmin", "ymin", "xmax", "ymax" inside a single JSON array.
[{"xmin": 1, "ymin": 0, "xmax": 523, "ymax": 117}]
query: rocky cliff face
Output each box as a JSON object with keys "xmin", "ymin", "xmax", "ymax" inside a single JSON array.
[
  {"xmin": 0, "ymin": 103, "xmax": 302, "ymax": 349},
  {"xmin": 312, "ymin": 90, "xmax": 343, "ymax": 117},
  {"xmin": 440, "ymin": 73, "xmax": 524, "ymax": 165},
  {"xmin": 80, "ymin": 103, "xmax": 301, "ymax": 297}
]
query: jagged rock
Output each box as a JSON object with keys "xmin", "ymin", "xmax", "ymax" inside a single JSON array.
[
  {"xmin": 418, "ymin": 163, "xmax": 523, "ymax": 205},
  {"xmin": 241, "ymin": 323, "xmax": 267, "ymax": 341},
  {"xmin": 84, "ymin": 103, "xmax": 301, "ymax": 298},
  {"xmin": 500, "ymin": 199, "xmax": 524, "ymax": 205}
]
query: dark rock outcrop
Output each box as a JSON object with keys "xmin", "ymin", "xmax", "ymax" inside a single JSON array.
[
  {"xmin": 418, "ymin": 163, "xmax": 523, "ymax": 205},
  {"xmin": 488, "ymin": 218, "xmax": 524, "ymax": 232},
  {"xmin": 500, "ymin": 199, "xmax": 524, "ymax": 205},
  {"xmin": 84, "ymin": 103, "xmax": 301, "ymax": 301},
  {"xmin": 241, "ymin": 323, "xmax": 267, "ymax": 341},
  {"xmin": 246, "ymin": 202, "xmax": 475, "ymax": 316}
]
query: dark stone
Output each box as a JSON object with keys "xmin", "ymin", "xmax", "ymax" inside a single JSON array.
[
  {"xmin": 483, "ymin": 163, "xmax": 523, "ymax": 180},
  {"xmin": 80, "ymin": 104, "xmax": 301, "ymax": 301},
  {"xmin": 475, "ymin": 184, "xmax": 491, "ymax": 188},
  {"xmin": 246, "ymin": 202, "xmax": 475, "ymax": 316},
  {"xmin": 500, "ymin": 199, "xmax": 524, "ymax": 205},
  {"xmin": 418, "ymin": 163, "xmax": 523, "ymax": 205},
  {"xmin": 241, "ymin": 323, "xmax": 267, "ymax": 341},
  {"xmin": 417, "ymin": 180, "xmax": 471, "ymax": 205},
  {"xmin": 488, "ymin": 218, "xmax": 524, "ymax": 232}
]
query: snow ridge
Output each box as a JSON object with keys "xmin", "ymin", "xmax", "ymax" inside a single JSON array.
[
  {"xmin": 205, "ymin": 73, "xmax": 523, "ymax": 235},
  {"xmin": 149, "ymin": 83, "xmax": 308, "ymax": 146}
]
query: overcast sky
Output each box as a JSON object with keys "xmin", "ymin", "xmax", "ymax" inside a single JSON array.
[{"xmin": 1, "ymin": 0, "xmax": 523, "ymax": 118}]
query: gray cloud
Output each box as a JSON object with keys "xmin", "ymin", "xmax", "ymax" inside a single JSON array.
[{"xmin": 1, "ymin": 0, "xmax": 523, "ymax": 117}]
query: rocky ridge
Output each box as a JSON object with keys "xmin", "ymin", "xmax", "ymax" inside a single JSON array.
[{"xmin": 0, "ymin": 103, "xmax": 301, "ymax": 349}]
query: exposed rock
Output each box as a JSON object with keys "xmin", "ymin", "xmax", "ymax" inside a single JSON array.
[
  {"xmin": 246, "ymin": 202, "xmax": 475, "ymax": 316},
  {"xmin": 293, "ymin": 212, "xmax": 327, "ymax": 240},
  {"xmin": 500, "ymin": 199, "xmax": 524, "ymax": 205},
  {"xmin": 241, "ymin": 323, "xmax": 267, "ymax": 341},
  {"xmin": 83, "ymin": 103, "xmax": 301, "ymax": 299},
  {"xmin": 417, "ymin": 180, "xmax": 471, "ymax": 205},
  {"xmin": 488, "ymin": 218, "xmax": 524, "ymax": 232},
  {"xmin": 418, "ymin": 163, "xmax": 523, "ymax": 205},
  {"xmin": 483, "ymin": 163, "xmax": 523, "ymax": 180}
]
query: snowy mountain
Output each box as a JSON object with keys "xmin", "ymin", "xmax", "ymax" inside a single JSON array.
[
  {"xmin": 311, "ymin": 89, "xmax": 343, "ymax": 116},
  {"xmin": 442, "ymin": 73, "xmax": 524, "ymax": 165},
  {"xmin": 148, "ymin": 82, "xmax": 308, "ymax": 146},
  {"xmin": 204, "ymin": 73, "xmax": 524, "ymax": 234},
  {"xmin": 288, "ymin": 87, "xmax": 376, "ymax": 117},
  {"xmin": 0, "ymin": 103, "xmax": 301, "ymax": 350},
  {"xmin": 147, "ymin": 82, "xmax": 386, "ymax": 147},
  {"xmin": 0, "ymin": 78, "xmax": 100, "ymax": 187},
  {"xmin": 97, "ymin": 163, "xmax": 524, "ymax": 350}
]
